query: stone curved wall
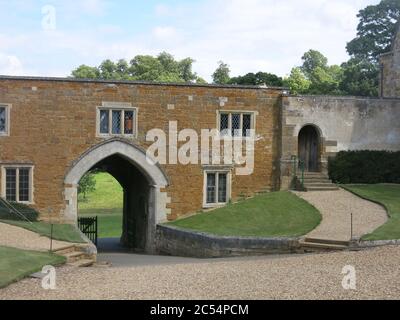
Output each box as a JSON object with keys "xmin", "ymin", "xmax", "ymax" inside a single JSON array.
[{"xmin": 156, "ymin": 225, "xmax": 300, "ymax": 258}]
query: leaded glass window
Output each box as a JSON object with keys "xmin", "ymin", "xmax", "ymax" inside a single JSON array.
[
  {"xmin": 6, "ymin": 169, "xmax": 16, "ymax": 202},
  {"xmin": 98, "ymin": 108, "xmax": 136, "ymax": 136},
  {"xmin": 243, "ymin": 114, "xmax": 252, "ymax": 137},
  {"xmin": 18, "ymin": 168, "xmax": 30, "ymax": 202},
  {"xmin": 206, "ymin": 172, "xmax": 229, "ymax": 205},
  {"xmin": 4, "ymin": 167, "xmax": 32, "ymax": 203},
  {"xmin": 112, "ymin": 110, "xmax": 122, "ymax": 134},
  {"xmin": 206, "ymin": 173, "xmax": 216, "ymax": 204},
  {"xmin": 218, "ymin": 173, "xmax": 227, "ymax": 203},
  {"xmin": 219, "ymin": 112, "xmax": 254, "ymax": 138},
  {"xmin": 0, "ymin": 107, "xmax": 6, "ymax": 133},
  {"xmin": 124, "ymin": 111, "xmax": 134, "ymax": 135},
  {"xmin": 232, "ymin": 114, "xmax": 241, "ymax": 137}
]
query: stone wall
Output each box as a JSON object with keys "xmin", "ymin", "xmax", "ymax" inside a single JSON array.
[
  {"xmin": 381, "ymin": 26, "xmax": 400, "ymax": 98},
  {"xmin": 0, "ymin": 76, "xmax": 283, "ymax": 222},
  {"xmin": 280, "ymin": 95, "xmax": 400, "ymax": 189},
  {"xmin": 156, "ymin": 225, "xmax": 300, "ymax": 258}
]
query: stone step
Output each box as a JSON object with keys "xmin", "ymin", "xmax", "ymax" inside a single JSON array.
[
  {"xmin": 305, "ymin": 238, "xmax": 350, "ymax": 247},
  {"xmin": 69, "ymin": 259, "xmax": 95, "ymax": 268},
  {"xmin": 299, "ymin": 241, "xmax": 348, "ymax": 252},
  {"xmin": 63, "ymin": 251, "xmax": 85, "ymax": 263},
  {"xmin": 305, "ymin": 186, "xmax": 340, "ymax": 191},
  {"xmin": 303, "ymin": 177, "xmax": 332, "ymax": 182},
  {"xmin": 304, "ymin": 183, "xmax": 338, "ymax": 188},
  {"xmin": 53, "ymin": 245, "xmax": 76, "ymax": 255}
]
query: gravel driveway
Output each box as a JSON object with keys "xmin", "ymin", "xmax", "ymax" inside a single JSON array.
[
  {"xmin": 293, "ymin": 189, "xmax": 388, "ymax": 241},
  {"xmin": 1, "ymin": 245, "xmax": 399, "ymax": 300}
]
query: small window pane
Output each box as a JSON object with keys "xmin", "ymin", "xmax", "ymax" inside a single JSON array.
[
  {"xmin": 232, "ymin": 114, "xmax": 241, "ymax": 137},
  {"xmin": 19, "ymin": 168, "xmax": 30, "ymax": 202},
  {"xmin": 124, "ymin": 111, "xmax": 134, "ymax": 135},
  {"xmin": 0, "ymin": 107, "xmax": 6, "ymax": 133},
  {"xmin": 220, "ymin": 114, "xmax": 229, "ymax": 136},
  {"xmin": 218, "ymin": 173, "xmax": 227, "ymax": 203},
  {"xmin": 206, "ymin": 173, "xmax": 216, "ymax": 204},
  {"xmin": 6, "ymin": 169, "xmax": 17, "ymax": 202},
  {"xmin": 112, "ymin": 111, "xmax": 122, "ymax": 134},
  {"xmin": 100, "ymin": 110, "xmax": 109, "ymax": 134},
  {"xmin": 243, "ymin": 114, "xmax": 251, "ymax": 137}
]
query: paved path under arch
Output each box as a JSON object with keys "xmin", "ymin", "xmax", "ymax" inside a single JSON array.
[{"xmin": 293, "ymin": 189, "xmax": 388, "ymax": 241}]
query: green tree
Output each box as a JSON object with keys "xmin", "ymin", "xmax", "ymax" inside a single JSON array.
[
  {"xmin": 72, "ymin": 52, "xmax": 204, "ymax": 83},
  {"xmin": 301, "ymin": 50, "xmax": 328, "ymax": 78},
  {"xmin": 71, "ymin": 65, "xmax": 100, "ymax": 79},
  {"xmin": 229, "ymin": 72, "xmax": 283, "ymax": 87},
  {"xmin": 284, "ymin": 67, "xmax": 311, "ymax": 94},
  {"xmin": 212, "ymin": 61, "xmax": 231, "ymax": 84},
  {"xmin": 287, "ymin": 50, "xmax": 343, "ymax": 95},
  {"xmin": 346, "ymin": 0, "xmax": 400, "ymax": 63},
  {"xmin": 340, "ymin": 58, "xmax": 379, "ymax": 97},
  {"xmin": 78, "ymin": 172, "xmax": 96, "ymax": 200}
]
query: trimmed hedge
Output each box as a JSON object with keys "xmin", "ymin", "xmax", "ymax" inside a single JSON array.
[
  {"xmin": 0, "ymin": 201, "xmax": 39, "ymax": 222},
  {"xmin": 329, "ymin": 151, "xmax": 400, "ymax": 184}
]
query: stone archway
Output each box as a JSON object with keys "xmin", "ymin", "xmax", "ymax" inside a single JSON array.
[
  {"xmin": 62, "ymin": 139, "xmax": 169, "ymax": 253},
  {"xmin": 298, "ymin": 125, "xmax": 321, "ymax": 172}
]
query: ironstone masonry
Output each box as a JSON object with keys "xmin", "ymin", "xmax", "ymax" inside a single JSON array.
[{"xmin": 1, "ymin": 28, "xmax": 400, "ymax": 253}]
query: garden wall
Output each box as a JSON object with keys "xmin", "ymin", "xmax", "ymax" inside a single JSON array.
[{"xmin": 156, "ymin": 225, "xmax": 300, "ymax": 258}]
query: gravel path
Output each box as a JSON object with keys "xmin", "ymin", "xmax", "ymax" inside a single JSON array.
[
  {"xmin": 1, "ymin": 245, "xmax": 400, "ymax": 300},
  {"xmin": 293, "ymin": 189, "xmax": 388, "ymax": 241},
  {"xmin": 0, "ymin": 222, "xmax": 77, "ymax": 252}
]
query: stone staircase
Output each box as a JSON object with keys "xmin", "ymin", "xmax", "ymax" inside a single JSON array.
[
  {"xmin": 53, "ymin": 245, "xmax": 96, "ymax": 268},
  {"xmin": 302, "ymin": 172, "xmax": 339, "ymax": 192},
  {"xmin": 298, "ymin": 238, "xmax": 349, "ymax": 253}
]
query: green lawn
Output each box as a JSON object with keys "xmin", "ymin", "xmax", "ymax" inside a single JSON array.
[
  {"xmin": 79, "ymin": 172, "xmax": 123, "ymax": 215},
  {"xmin": 0, "ymin": 220, "xmax": 86, "ymax": 243},
  {"xmin": 168, "ymin": 191, "xmax": 322, "ymax": 238},
  {"xmin": 0, "ymin": 246, "xmax": 66, "ymax": 288},
  {"xmin": 343, "ymin": 184, "xmax": 400, "ymax": 241},
  {"xmin": 79, "ymin": 172, "xmax": 123, "ymax": 238}
]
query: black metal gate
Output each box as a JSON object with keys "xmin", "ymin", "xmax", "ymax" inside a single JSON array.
[{"xmin": 78, "ymin": 216, "xmax": 98, "ymax": 246}]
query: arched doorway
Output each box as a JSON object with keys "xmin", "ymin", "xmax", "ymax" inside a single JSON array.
[
  {"xmin": 298, "ymin": 125, "xmax": 320, "ymax": 172},
  {"xmin": 63, "ymin": 139, "xmax": 169, "ymax": 254}
]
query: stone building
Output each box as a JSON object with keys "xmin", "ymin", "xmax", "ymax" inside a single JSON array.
[
  {"xmin": 1, "ymin": 29, "xmax": 400, "ymax": 253},
  {"xmin": 380, "ymin": 23, "xmax": 400, "ymax": 98}
]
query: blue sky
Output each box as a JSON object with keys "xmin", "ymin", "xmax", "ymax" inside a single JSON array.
[{"xmin": 0, "ymin": 0, "xmax": 380, "ymax": 81}]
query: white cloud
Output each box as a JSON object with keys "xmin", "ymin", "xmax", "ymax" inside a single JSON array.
[
  {"xmin": 0, "ymin": 53, "xmax": 24, "ymax": 75},
  {"xmin": 0, "ymin": 0, "xmax": 383, "ymax": 81}
]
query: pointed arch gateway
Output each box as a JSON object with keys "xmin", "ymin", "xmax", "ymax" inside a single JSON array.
[{"xmin": 63, "ymin": 139, "xmax": 169, "ymax": 254}]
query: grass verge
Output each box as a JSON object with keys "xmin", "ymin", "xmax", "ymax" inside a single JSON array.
[
  {"xmin": 0, "ymin": 246, "xmax": 66, "ymax": 288},
  {"xmin": 168, "ymin": 191, "xmax": 322, "ymax": 238},
  {"xmin": 342, "ymin": 184, "xmax": 400, "ymax": 241}
]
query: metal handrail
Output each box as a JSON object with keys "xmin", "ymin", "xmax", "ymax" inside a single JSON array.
[
  {"xmin": 0, "ymin": 197, "xmax": 34, "ymax": 224},
  {"xmin": 298, "ymin": 160, "xmax": 305, "ymax": 187}
]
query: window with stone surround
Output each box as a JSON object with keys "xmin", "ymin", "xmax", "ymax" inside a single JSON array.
[
  {"xmin": 1, "ymin": 165, "xmax": 34, "ymax": 204},
  {"xmin": 0, "ymin": 104, "xmax": 11, "ymax": 136},
  {"xmin": 218, "ymin": 111, "xmax": 256, "ymax": 138},
  {"xmin": 97, "ymin": 104, "xmax": 137, "ymax": 137},
  {"xmin": 203, "ymin": 169, "xmax": 231, "ymax": 208}
]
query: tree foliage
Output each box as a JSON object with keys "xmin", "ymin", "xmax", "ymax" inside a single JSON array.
[
  {"xmin": 212, "ymin": 61, "xmax": 231, "ymax": 84},
  {"xmin": 78, "ymin": 172, "xmax": 96, "ymax": 200},
  {"xmin": 229, "ymin": 72, "xmax": 283, "ymax": 87},
  {"xmin": 72, "ymin": 52, "xmax": 205, "ymax": 83},
  {"xmin": 346, "ymin": 0, "xmax": 400, "ymax": 63}
]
